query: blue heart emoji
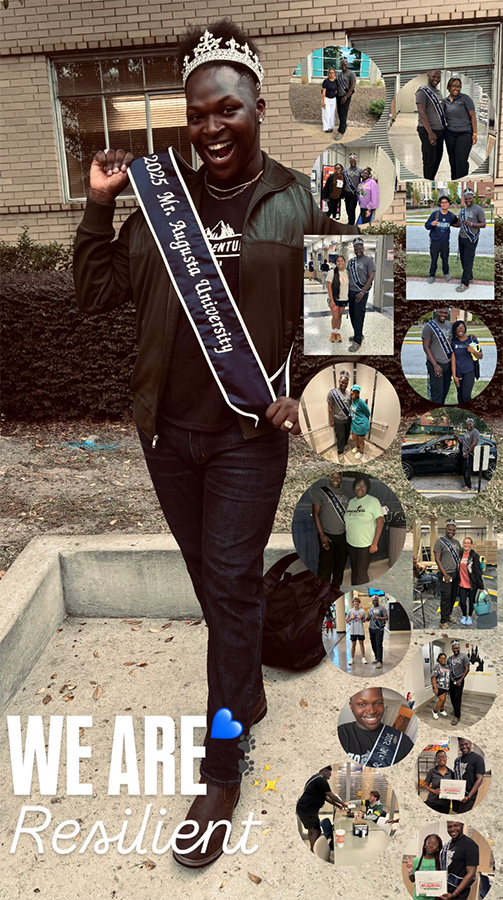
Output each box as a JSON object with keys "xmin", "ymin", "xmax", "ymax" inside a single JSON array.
[{"xmin": 211, "ymin": 708, "xmax": 243, "ymax": 740}]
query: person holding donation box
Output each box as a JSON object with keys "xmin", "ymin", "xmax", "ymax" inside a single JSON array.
[
  {"xmin": 406, "ymin": 833, "xmax": 444, "ymax": 900},
  {"xmin": 73, "ymin": 18, "xmax": 358, "ymax": 870}
]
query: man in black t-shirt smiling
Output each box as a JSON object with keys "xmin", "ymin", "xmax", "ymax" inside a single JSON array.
[
  {"xmin": 439, "ymin": 821, "xmax": 479, "ymax": 900},
  {"xmin": 296, "ymin": 766, "xmax": 348, "ymax": 851},
  {"xmin": 452, "ymin": 738, "xmax": 485, "ymax": 812}
]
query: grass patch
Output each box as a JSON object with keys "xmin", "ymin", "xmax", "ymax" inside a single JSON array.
[
  {"xmin": 405, "ymin": 377, "xmax": 489, "ymax": 404},
  {"xmin": 406, "ymin": 254, "xmax": 494, "ymax": 282}
]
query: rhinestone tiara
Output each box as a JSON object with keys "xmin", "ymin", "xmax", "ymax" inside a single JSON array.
[{"xmin": 182, "ymin": 30, "xmax": 265, "ymax": 87}]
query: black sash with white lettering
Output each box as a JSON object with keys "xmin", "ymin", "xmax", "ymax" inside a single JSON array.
[
  {"xmin": 320, "ymin": 486, "xmax": 346, "ymax": 524},
  {"xmin": 460, "ymin": 207, "xmax": 478, "ymax": 243},
  {"xmin": 429, "ymin": 319, "xmax": 453, "ymax": 360},
  {"xmin": 343, "ymin": 168, "xmax": 359, "ymax": 196},
  {"xmin": 454, "ymin": 757, "xmax": 463, "ymax": 780},
  {"xmin": 348, "ymin": 257, "xmax": 366, "ymax": 291},
  {"xmin": 128, "ymin": 149, "xmax": 290, "ymax": 427},
  {"xmin": 440, "ymin": 842, "xmax": 470, "ymax": 891},
  {"xmin": 420, "ymin": 84, "xmax": 446, "ymax": 128},
  {"xmin": 365, "ymin": 725, "xmax": 403, "ymax": 768},
  {"xmin": 337, "ymin": 71, "xmax": 350, "ymax": 94},
  {"xmin": 440, "ymin": 537, "xmax": 460, "ymax": 568},
  {"xmin": 330, "ymin": 388, "xmax": 351, "ymax": 419}
]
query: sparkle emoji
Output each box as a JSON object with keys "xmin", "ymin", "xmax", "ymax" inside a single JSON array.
[
  {"xmin": 260, "ymin": 776, "xmax": 281, "ymax": 794},
  {"xmin": 263, "ymin": 764, "xmax": 271, "ymax": 771},
  {"xmin": 253, "ymin": 779, "xmax": 261, "ymax": 787}
]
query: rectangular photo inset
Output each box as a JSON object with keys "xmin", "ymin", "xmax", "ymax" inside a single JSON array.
[
  {"xmin": 413, "ymin": 516, "xmax": 497, "ymax": 630},
  {"xmin": 405, "ymin": 181, "xmax": 494, "ymax": 300},
  {"xmin": 303, "ymin": 234, "xmax": 394, "ymax": 356}
]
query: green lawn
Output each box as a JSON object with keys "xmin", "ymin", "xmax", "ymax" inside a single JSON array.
[
  {"xmin": 405, "ymin": 377, "xmax": 489, "ymax": 404},
  {"xmin": 406, "ymin": 254, "xmax": 494, "ymax": 282}
]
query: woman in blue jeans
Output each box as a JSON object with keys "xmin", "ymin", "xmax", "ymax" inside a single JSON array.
[{"xmin": 451, "ymin": 319, "xmax": 483, "ymax": 403}]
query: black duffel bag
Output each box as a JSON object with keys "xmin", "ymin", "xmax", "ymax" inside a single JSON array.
[{"xmin": 262, "ymin": 552, "xmax": 339, "ymax": 671}]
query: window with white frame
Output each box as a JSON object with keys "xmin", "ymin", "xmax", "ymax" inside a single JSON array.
[{"xmin": 50, "ymin": 52, "xmax": 193, "ymax": 202}]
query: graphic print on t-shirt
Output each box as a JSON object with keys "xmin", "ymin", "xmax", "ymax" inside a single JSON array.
[{"xmin": 205, "ymin": 220, "xmax": 242, "ymax": 260}]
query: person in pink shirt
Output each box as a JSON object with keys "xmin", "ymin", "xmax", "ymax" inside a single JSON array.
[{"xmin": 357, "ymin": 167, "xmax": 379, "ymax": 225}]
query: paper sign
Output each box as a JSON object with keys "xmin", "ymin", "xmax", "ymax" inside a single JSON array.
[
  {"xmin": 415, "ymin": 870, "xmax": 447, "ymax": 897},
  {"xmin": 439, "ymin": 779, "xmax": 466, "ymax": 800}
]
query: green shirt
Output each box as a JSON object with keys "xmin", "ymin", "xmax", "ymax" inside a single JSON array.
[
  {"xmin": 412, "ymin": 856, "xmax": 439, "ymax": 900},
  {"xmin": 345, "ymin": 494, "xmax": 383, "ymax": 547}
]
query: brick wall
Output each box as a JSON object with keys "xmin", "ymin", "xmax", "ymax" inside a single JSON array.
[{"xmin": 0, "ymin": 2, "xmax": 501, "ymax": 242}]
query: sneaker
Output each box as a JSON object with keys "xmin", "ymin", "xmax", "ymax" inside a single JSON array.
[
  {"xmin": 348, "ymin": 658, "xmax": 353, "ymax": 666},
  {"xmin": 351, "ymin": 447, "xmax": 358, "ymax": 453},
  {"xmin": 428, "ymin": 276, "xmax": 435, "ymax": 284},
  {"xmin": 461, "ymin": 485, "xmax": 470, "ymax": 492},
  {"xmin": 460, "ymin": 616, "xmax": 467, "ymax": 625},
  {"xmin": 444, "ymin": 273, "xmax": 452, "ymax": 281},
  {"xmin": 375, "ymin": 662, "xmax": 383, "ymax": 669},
  {"xmin": 440, "ymin": 622, "xmax": 449, "ymax": 629},
  {"xmin": 432, "ymin": 710, "xmax": 439, "ymax": 719},
  {"xmin": 466, "ymin": 617, "xmax": 473, "ymax": 626},
  {"xmin": 362, "ymin": 657, "xmax": 367, "ymax": 664},
  {"xmin": 451, "ymin": 716, "xmax": 459, "ymax": 725},
  {"xmin": 334, "ymin": 132, "xmax": 343, "ymax": 141},
  {"xmin": 355, "ymin": 452, "xmax": 363, "ymax": 460},
  {"xmin": 440, "ymin": 710, "xmax": 448, "ymax": 717},
  {"xmin": 349, "ymin": 342, "xmax": 361, "ymax": 352},
  {"xmin": 456, "ymin": 284, "xmax": 468, "ymax": 292},
  {"xmin": 338, "ymin": 453, "xmax": 345, "ymax": 463},
  {"xmin": 448, "ymin": 616, "xmax": 456, "ymax": 623}
]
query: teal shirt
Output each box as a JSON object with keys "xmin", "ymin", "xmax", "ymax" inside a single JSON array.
[{"xmin": 350, "ymin": 398, "xmax": 370, "ymax": 435}]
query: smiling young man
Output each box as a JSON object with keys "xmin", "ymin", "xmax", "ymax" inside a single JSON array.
[
  {"xmin": 334, "ymin": 57, "xmax": 356, "ymax": 141},
  {"xmin": 338, "ymin": 687, "xmax": 414, "ymax": 767},
  {"xmin": 347, "ymin": 237, "xmax": 375, "ymax": 351},
  {"xmin": 73, "ymin": 18, "xmax": 357, "ymax": 870},
  {"xmin": 416, "ymin": 69, "xmax": 445, "ymax": 179},
  {"xmin": 434, "ymin": 520, "xmax": 462, "ymax": 629},
  {"xmin": 451, "ymin": 738, "xmax": 485, "ymax": 812},
  {"xmin": 456, "ymin": 189, "xmax": 486, "ymax": 292},
  {"xmin": 310, "ymin": 471, "xmax": 349, "ymax": 586},
  {"xmin": 422, "ymin": 308, "xmax": 453, "ymax": 404},
  {"xmin": 439, "ymin": 821, "xmax": 479, "ymax": 900},
  {"xmin": 425, "ymin": 196, "xmax": 459, "ymax": 284}
]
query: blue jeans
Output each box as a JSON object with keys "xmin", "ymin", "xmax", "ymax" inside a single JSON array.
[{"xmin": 138, "ymin": 417, "xmax": 289, "ymax": 785}]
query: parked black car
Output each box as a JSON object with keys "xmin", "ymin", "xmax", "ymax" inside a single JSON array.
[{"xmin": 401, "ymin": 435, "xmax": 496, "ymax": 480}]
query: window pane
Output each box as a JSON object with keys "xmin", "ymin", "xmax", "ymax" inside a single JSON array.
[
  {"xmin": 101, "ymin": 58, "xmax": 144, "ymax": 93},
  {"xmin": 60, "ymin": 97, "xmax": 105, "ymax": 198},
  {"xmin": 105, "ymin": 95, "xmax": 148, "ymax": 198},
  {"xmin": 149, "ymin": 93, "xmax": 192, "ymax": 164},
  {"xmin": 55, "ymin": 60, "xmax": 101, "ymax": 96},
  {"xmin": 144, "ymin": 54, "xmax": 181, "ymax": 90}
]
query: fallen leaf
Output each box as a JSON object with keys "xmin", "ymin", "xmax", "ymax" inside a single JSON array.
[
  {"xmin": 122, "ymin": 619, "xmax": 142, "ymax": 624},
  {"xmin": 136, "ymin": 661, "xmax": 147, "ymax": 667},
  {"xmin": 35, "ymin": 688, "xmax": 45, "ymax": 695},
  {"xmin": 129, "ymin": 670, "xmax": 136, "ymax": 676},
  {"xmin": 66, "ymin": 684, "xmax": 76, "ymax": 690},
  {"xmin": 162, "ymin": 623, "xmax": 172, "ymax": 629},
  {"xmin": 92, "ymin": 685, "xmax": 103, "ymax": 700},
  {"xmin": 188, "ymin": 619, "xmax": 202, "ymax": 626},
  {"xmin": 149, "ymin": 628, "xmax": 164, "ymax": 633},
  {"xmin": 123, "ymin": 661, "xmax": 136, "ymax": 666},
  {"xmin": 63, "ymin": 694, "xmax": 74, "ymax": 702},
  {"xmin": 109, "ymin": 519, "xmax": 118, "ymax": 525},
  {"xmin": 42, "ymin": 695, "xmax": 52, "ymax": 705},
  {"xmin": 220, "ymin": 881, "xmax": 227, "ymax": 889},
  {"xmin": 261, "ymin": 827, "xmax": 271, "ymax": 835},
  {"xmin": 50, "ymin": 673, "xmax": 57, "ymax": 679},
  {"xmin": 132, "ymin": 626, "xmax": 141, "ymax": 631},
  {"xmin": 143, "ymin": 858, "xmax": 156, "ymax": 870},
  {"xmin": 300, "ymin": 698, "xmax": 308, "ymax": 710},
  {"xmin": 164, "ymin": 636, "xmax": 174, "ymax": 643},
  {"xmin": 262, "ymin": 679, "xmax": 272, "ymax": 686},
  {"xmin": 248, "ymin": 873, "xmax": 261, "ymax": 885},
  {"xmin": 93, "ymin": 651, "xmax": 99, "ymax": 658},
  {"xmin": 90, "ymin": 680, "xmax": 97, "ymax": 685}
]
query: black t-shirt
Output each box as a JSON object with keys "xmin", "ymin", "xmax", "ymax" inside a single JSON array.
[
  {"xmin": 161, "ymin": 180, "xmax": 258, "ymax": 430},
  {"xmin": 455, "ymin": 751, "xmax": 485, "ymax": 795},
  {"xmin": 338, "ymin": 721, "xmax": 414, "ymax": 766},
  {"xmin": 445, "ymin": 834, "xmax": 479, "ymax": 900},
  {"xmin": 322, "ymin": 78, "xmax": 338, "ymax": 99},
  {"xmin": 297, "ymin": 773, "xmax": 331, "ymax": 812}
]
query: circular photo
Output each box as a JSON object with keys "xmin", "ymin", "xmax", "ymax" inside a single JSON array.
[
  {"xmin": 338, "ymin": 686, "xmax": 418, "ymax": 767},
  {"xmin": 292, "ymin": 472, "xmax": 407, "ymax": 589},
  {"xmin": 402, "ymin": 821, "xmax": 494, "ymax": 899},
  {"xmin": 404, "ymin": 638, "xmax": 496, "ymax": 730},
  {"xmin": 323, "ymin": 589, "xmax": 410, "ymax": 676},
  {"xmin": 401, "ymin": 409, "xmax": 497, "ymax": 500},
  {"xmin": 311, "ymin": 143, "xmax": 395, "ymax": 226},
  {"xmin": 289, "ymin": 46, "xmax": 386, "ymax": 143},
  {"xmin": 299, "ymin": 362, "xmax": 401, "ymax": 464},
  {"xmin": 296, "ymin": 761, "xmax": 399, "ymax": 864},
  {"xmin": 388, "ymin": 70, "xmax": 496, "ymax": 181},
  {"xmin": 400, "ymin": 309, "xmax": 497, "ymax": 405},
  {"xmin": 417, "ymin": 737, "xmax": 491, "ymax": 816},
  {"xmin": 413, "ymin": 514, "xmax": 498, "ymax": 630}
]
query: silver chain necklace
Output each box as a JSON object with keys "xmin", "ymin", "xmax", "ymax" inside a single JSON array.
[{"xmin": 204, "ymin": 168, "xmax": 264, "ymax": 200}]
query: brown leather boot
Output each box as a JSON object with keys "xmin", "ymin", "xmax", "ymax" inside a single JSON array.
[
  {"xmin": 250, "ymin": 688, "xmax": 267, "ymax": 726},
  {"xmin": 172, "ymin": 781, "xmax": 241, "ymax": 868}
]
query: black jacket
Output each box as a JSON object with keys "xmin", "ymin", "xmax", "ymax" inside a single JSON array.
[
  {"xmin": 74, "ymin": 152, "xmax": 358, "ymax": 441},
  {"xmin": 463, "ymin": 549, "xmax": 484, "ymax": 591}
]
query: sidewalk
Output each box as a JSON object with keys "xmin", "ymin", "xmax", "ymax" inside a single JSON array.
[{"xmin": 406, "ymin": 279, "xmax": 494, "ymax": 300}]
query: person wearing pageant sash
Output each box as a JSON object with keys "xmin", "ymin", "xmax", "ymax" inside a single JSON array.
[
  {"xmin": 311, "ymin": 471, "xmax": 349, "ymax": 586},
  {"xmin": 346, "ymin": 596, "xmax": 367, "ymax": 666},
  {"xmin": 456, "ymin": 189, "xmax": 486, "ymax": 293},
  {"xmin": 447, "ymin": 641, "xmax": 470, "ymax": 726},
  {"xmin": 423, "ymin": 748, "xmax": 455, "ymax": 813},
  {"xmin": 406, "ymin": 833, "xmax": 444, "ymax": 900},
  {"xmin": 73, "ymin": 19, "xmax": 358, "ymax": 870},
  {"xmin": 415, "ymin": 70, "xmax": 445, "ymax": 179},
  {"xmin": 357, "ymin": 167, "xmax": 379, "ymax": 225},
  {"xmin": 342, "ymin": 153, "xmax": 363, "ymax": 225},
  {"xmin": 439, "ymin": 821, "xmax": 479, "ymax": 900},
  {"xmin": 344, "ymin": 474, "xmax": 384, "ymax": 586},
  {"xmin": 338, "ymin": 687, "xmax": 414, "ymax": 766},
  {"xmin": 327, "ymin": 370, "xmax": 351, "ymax": 457},
  {"xmin": 458, "ymin": 417, "xmax": 480, "ymax": 493},
  {"xmin": 451, "ymin": 738, "xmax": 485, "ymax": 813},
  {"xmin": 326, "ymin": 254, "xmax": 349, "ymax": 343},
  {"xmin": 321, "ymin": 67, "xmax": 338, "ymax": 132},
  {"xmin": 443, "ymin": 78, "xmax": 477, "ymax": 180},
  {"xmin": 334, "ymin": 56, "xmax": 356, "ymax": 141},
  {"xmin": 347, "ymin": 237, "xmax": 375, "ymax": 352},
  {"xmin": 434, "ymin": 520, "xmax": 461, "ymax": 628},
  {"xmin": 366, "ymin": 593, "xmax": 388, "ymax": 669},
  {"xmin": 425, "ymin": 196, "xmax": 458, "ymax": 284},
  {"xmin": 349, "ymin": 384, "xmax": 370, "ymax": 461},
  {"xmin": 422, "ymin": 308, "xmax": 453, "ymax": 405},
  {"xmin": 451, "ymin": 320, "xmax": 483, "ymax": 404}
]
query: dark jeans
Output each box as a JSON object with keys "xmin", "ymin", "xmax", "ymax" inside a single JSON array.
[
  {"xmin": 459, "ymin": 586, "xmax": 476, "ymax": 617},
  {"xmin": 138, "ymin": 418, "xmax": 289, "ymax": 786},
  {"xmin": 343, "ymin": 192, "xmax": 358, "ymax": 225},
  {"xmin": 426, "ymin": 358, "xmax": 452, "ymax": 404},
  {"xmin": 463, "ymin": 452, "xmax": 473, "ymax": 488},
  {"xmin": 429, "ymin": 241, "xmax": 450, "ymax": 276},
  {"xmin": 459, "ymin": 238, "xmax": 478, "ymax": 286},
  {"xmin": 456, "ymin": 370, "xmax": 475, "ymax": 404},
  {"xmin": 445, "ymin": 129, "xmax": 472, "ymax": 179},
  {"xmin": 369, "ymin": 629, "xmax": 384, "ymax": 663},
  {"xmin": 348, "ymin": 288, "xmax": 369, "ymax": 345},
  {"xmin": 449, "ymin": 679, "xmax": 465, "ymax": 719},
  {"xmin": 336, "ymin": 94, "xmax": 351, "ymax": 134},
  {"xmin": 327, "ymin": 196, "xmax": 341, "ymax": 219},
  {"xmin": 317, "ymin": 531, "xmax": 348, "ymax": 586},
  {"xmin": 452, "ymin": 793, "xmax": 477, "ymax": 813},
  {"xmin": 358, "ymin": 207, "xmax": 375, "ymax": 225},
  {"xmin": 440, "ymin": 574, "xmax": 458, "ymax": 623},
  {"xmin": 417, "ymin": 126, "xmax": 444, "ymax": 179},
  {"xmin": 334, "ymin": 418, "xmax": 351, "ymax": 454},
  {"xmin": 347, "ymin": 543, "xmax": 372, "ymax": 586}
]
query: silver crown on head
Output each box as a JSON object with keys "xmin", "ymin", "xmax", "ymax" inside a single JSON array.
[{"xmin": 182, "ymin": 30, "xmax": 265, "ymax": 87}]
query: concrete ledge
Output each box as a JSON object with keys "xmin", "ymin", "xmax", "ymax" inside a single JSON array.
[{"xmin": 0, "ymin": 533, "xmax": 295, "ymax": 713}]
